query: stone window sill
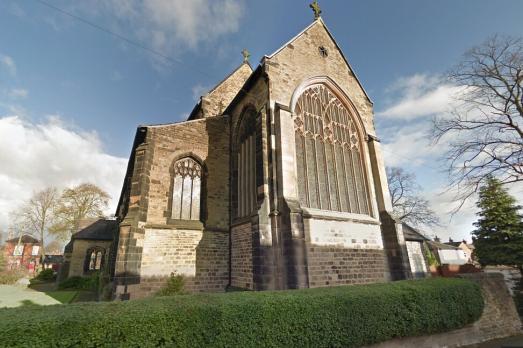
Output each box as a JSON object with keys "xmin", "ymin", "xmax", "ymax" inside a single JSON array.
[{"xmin": 301, "ymin": 208, "xmax": 380, "ymax": 225}]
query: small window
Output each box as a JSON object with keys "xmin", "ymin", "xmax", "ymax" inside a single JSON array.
[
  {"xmin": 84, "ymin": 247, "xmax": 105, "ymax": 273},
  {"xmin": 31, "ymin": 245, "xmax": 40, "ymax": 256},
  {"xmin": 13, "ymin": 245, "xmax": 24, "ymax": 256},
  {"xmin": 318, "ymin": 46, "xmax": 328, "ymax": 58}
]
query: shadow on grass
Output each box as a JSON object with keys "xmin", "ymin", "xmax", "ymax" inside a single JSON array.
[
  {"xmin": 19, "ymin": 300, "xmax": 42, "ymax": 307},
  {"xmin": 45, "ymin": 291, "xmax": 78, "ymax": 304}
]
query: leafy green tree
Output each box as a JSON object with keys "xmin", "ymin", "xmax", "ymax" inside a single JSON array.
[
  {"xmin": 50, "ymin": 183, "xmax": 110, "ymax": 241},
  {"xmin": 472, "ymin": 177, "xmax": 523, "ymax": 269}
]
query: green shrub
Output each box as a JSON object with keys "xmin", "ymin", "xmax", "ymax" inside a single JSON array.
[
  {"xmin": 34, "ymin": 269, "xmax": 56, "ymax": 282},
  {"xmin": 58, "ymin": 273, "xmax": 99, "ymax": 291},
  {"xmin": 0, "ymin": 278, "xmax": 484, "ymax": 348},
  {"xmin": 156, "ymin": 274, "xmax": 186, "ymax": 297}
]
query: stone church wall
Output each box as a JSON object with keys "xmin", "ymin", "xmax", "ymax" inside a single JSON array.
[
  {"xmin": 137, "ymin": 228, "xmax": 229, "ymax": 296},
  {"xmin": 115, "ymin": 114, "xmax": 231, "ymax": 299},
  {"xmin": 231, "ymin": 222, "xmax": 253, "ymax": 289},
  {"xmin": 144, "ymin": 116, "xmax": 230, "ymax": 231},
  {"xmin": 304, "ymin": 216, "xmax": 386, "ymax": 287}
]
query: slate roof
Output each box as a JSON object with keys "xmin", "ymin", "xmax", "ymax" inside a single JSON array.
[
  {"xmin": 5, "ymin": 234, "xmax": 40, "ymax": 244},
  {"xmin": 402, "ymin": 223, "xmax": 428, "ymax": 242},
  {"xmin": 72, "ymin": 219, "xmax": 117, "ymax": 241},
  {"xmin": 427, "ymin": 240, "xmax": 460, "ymax": 250}
]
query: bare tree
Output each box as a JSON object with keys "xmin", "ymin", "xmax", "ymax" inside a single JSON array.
[
  {"xmin": 15, "ymin": 187, "xmax": 59, "ymax": 262},
  {"xmin": 51, "ymin": 183, "xmax": 110, "ymax": 241},
  {"xmin": 433, "ymin": 35, "xmax": 523, "ymax": 207},
  {"xmin": 387, "ymin": 167, "xmax": 440, "ymax": 227}
]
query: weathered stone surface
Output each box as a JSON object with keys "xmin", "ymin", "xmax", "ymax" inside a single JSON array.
[
  {"xmin": 68, "ymin": 239, "xmax": 112, "ymax": 277},
  {"xmin": 112, "ymin": 18, "xmax": 414, "ymax": 298},
  {"xmin": 200, "ymin": 63, "xmax": 253, "ymax": 118},
  {"xmin": 231, "ymin": 222, "xmax": 253, "ymax": 289}
]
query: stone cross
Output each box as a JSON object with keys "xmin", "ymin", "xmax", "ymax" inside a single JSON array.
[
  {"xmin": 310, "ymin": 0, "xmax": 321, "ymax": 19},
  {"xmin": 242, "ymin": 48, "xmax": 250, "ymax": 62}
]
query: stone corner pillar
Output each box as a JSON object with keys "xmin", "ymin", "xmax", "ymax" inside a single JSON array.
[
  {"xmin": 273, "ymin": 105, "xmax": 309, "ymax": 290},
  {"xmin": 367, "ymin": 136, "xmax": 411, "ymax": 280}
]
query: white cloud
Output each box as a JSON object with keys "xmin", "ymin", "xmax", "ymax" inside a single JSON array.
[
  {"xmin": 381, "ymin": 121, "xmax": 444, "ymax": 168},
  {"xmin": 0, "ymin": 54, "xmax": 16, "ymax": 76},
  {"xmin": 377, "ymin": 74, "xmax": 464, "ymax": 119},
  {"xmin": 7, "ymin": 88, "xmax": 28, "ymax": 99},
  {"xmin": 0, "ymin": 115, "xmax": 127, "ymax": 231},
  {"xmin": 71, "ymin": 0, "xmax": 244, "ymax": 55}
]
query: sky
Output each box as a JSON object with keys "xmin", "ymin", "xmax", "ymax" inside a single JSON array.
[{"xmin": 0, "ymin": 0, "xmax": 522, "ymax": 242}]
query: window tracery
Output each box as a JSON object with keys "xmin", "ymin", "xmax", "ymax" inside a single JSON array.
[
  {"xmin": 172, "ymin": 157, "xmax": 202, "ymax": 220},
  {"xmin": 294, "ymin": 84, "xmax": 370, "ymax": 215}
]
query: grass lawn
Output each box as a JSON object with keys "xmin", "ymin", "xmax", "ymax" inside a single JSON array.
[
  {"xmin": 28, "ymin": 280, "xmax": 97, "ymax": 304},
  {"xmin": 45, "ymin": 291, "xmax": 78, "ymax": 304}
]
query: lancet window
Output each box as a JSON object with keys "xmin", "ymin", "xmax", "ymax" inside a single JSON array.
[
  {"xmin": 235, "ymin": 110, "xmax": 257, "ymax": 218},
  {"xmin": 294, "ymin": 84, "xmax": 370, "ymax": 215},
  {"xmin": 172, "ymin": 157, "xmax": 202, "ymax": 220}
]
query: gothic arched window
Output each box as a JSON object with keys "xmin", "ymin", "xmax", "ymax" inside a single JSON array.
[
  {"xmin": 172, "ymin": 157, "xmax": 202, "ymax": 220},
  {"xmin": 294, "ymin": 84, "xmax": 370, "ymax": 215},
  {"xmin": 235, "ymin": 109, "xmax": 257, "ymax": 218},
  {"xmin": 84, "ymin": 247, "xmax": 105, "ymax": 273}
]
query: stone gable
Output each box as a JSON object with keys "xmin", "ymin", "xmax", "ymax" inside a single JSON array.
[
  {"xmin": 199, "ymin": 63, "xmax": 253, "ymax": 118},
  {"xmin": 265, "ymin": 19, "xmax": 375, "ymax": 135}
]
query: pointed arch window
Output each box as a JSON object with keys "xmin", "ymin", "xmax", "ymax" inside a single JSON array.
[
  {"xmin": 172, "ymin": 157, "xmax": 202, "ymax": 220},
  {"xmin": 84, "ymin": 247, "xmax": 105, "ymax": 273},
  {"xmin": 235, "ymin": 109, "xmax": 257, "ymax": 218},
  {"xmin": 294, "ymin": 84, "xmax": 370, "ymax": 215}
]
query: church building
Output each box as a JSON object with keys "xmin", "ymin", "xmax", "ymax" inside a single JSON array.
[{"xmin": 112, "ymin": 10, "xmax": 413, "ymax": 299}]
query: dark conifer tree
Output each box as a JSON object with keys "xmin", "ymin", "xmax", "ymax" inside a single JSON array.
[{"xmin": 472, "ymin": 177, "xmax": 523, "ymax": 269}]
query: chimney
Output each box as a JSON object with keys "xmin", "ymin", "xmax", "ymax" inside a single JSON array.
[
  {"xmin": 434, "ymin": 235, "xmax": 440, "ymax": 242},
  {"xmin": 449, "ymin": 237, "xmax": 454, "ymax": 243}
]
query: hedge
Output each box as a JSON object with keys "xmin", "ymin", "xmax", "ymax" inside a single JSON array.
[{"xmin": 0, "ymin": 278, "xmax": 483, "ymax": 348}]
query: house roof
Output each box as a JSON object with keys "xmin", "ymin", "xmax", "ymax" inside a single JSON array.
[
  {"xmin": 72, "ymin": 219, "xmax": 117, "ymax": 241},
  {"xmin": 427, "ymin": 240, "xmax": 460, "ymax": 250},
  {"xmin": 402, "ymin": 223, "xmax": 428, "ymax": 242},
  {"xmin": 5, "ymin": 234, "xmax": 40, "ymax": 244},
  {"xmin": 43, "ymin": 255, "xmax": 63, "ymax": 263},
  {"xmin": 264, "ymin": 18, "xmax": 372, "ymax": 104}
]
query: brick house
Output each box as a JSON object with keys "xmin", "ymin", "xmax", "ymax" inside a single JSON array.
[
  {"xmin": 60, "ymin": 14, "xmax": 415, "ymax": 299},
  {"xmin": 3, "ymin": 234, "xmax": 41, "ymax": 272}
]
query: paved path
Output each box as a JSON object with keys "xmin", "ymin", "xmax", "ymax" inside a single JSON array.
[{"xmin": 0, "ymin": 285, "xmax": 60, "ymax": 308}]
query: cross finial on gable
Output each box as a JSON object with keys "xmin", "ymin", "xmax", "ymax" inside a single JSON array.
[
  {"xmin": 309, "ymin": 0, "xmax": 321, "ymax": 20},
  {"xmin": 241, "ymin": 48, "xmax": 250, "ymax": 62}
]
